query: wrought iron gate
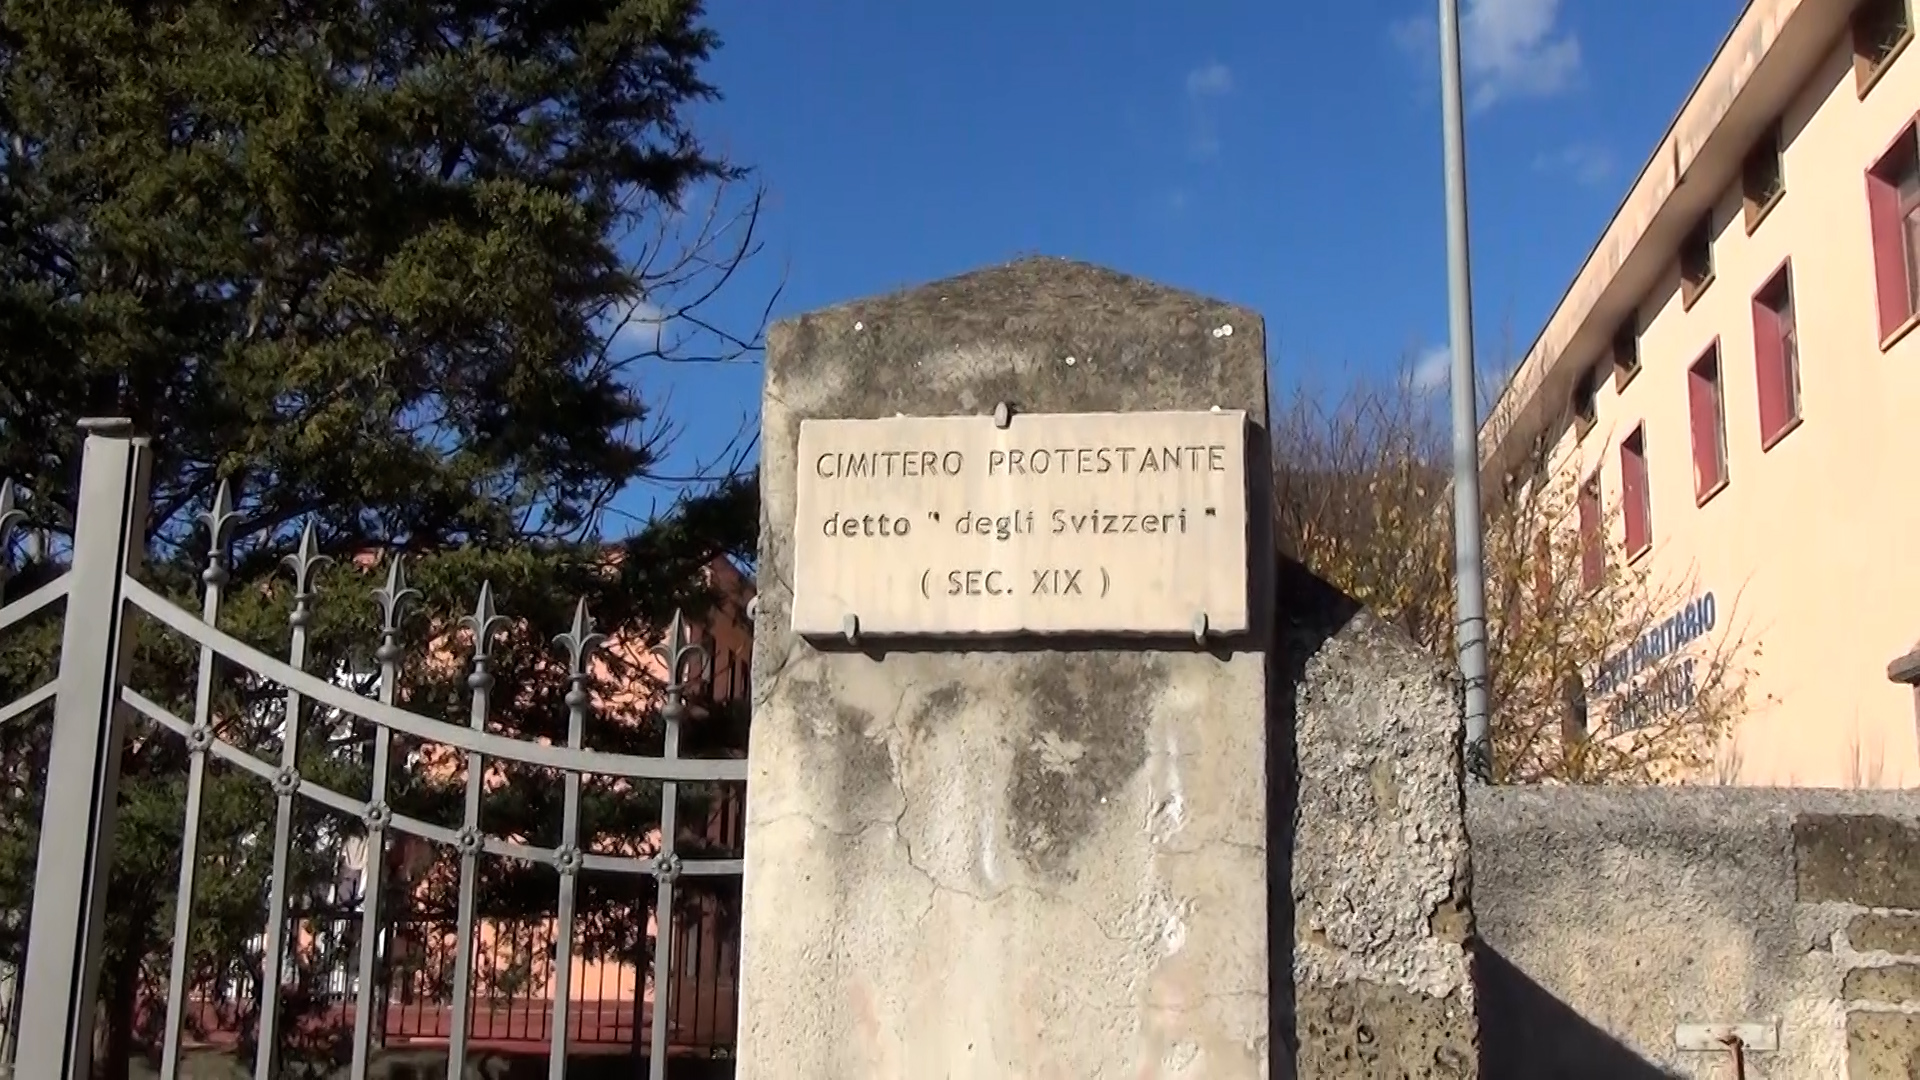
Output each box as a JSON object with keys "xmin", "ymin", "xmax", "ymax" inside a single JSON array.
[{"xmin": 0, "ymin": 421, "xmax": 749, "ymax": 1080}]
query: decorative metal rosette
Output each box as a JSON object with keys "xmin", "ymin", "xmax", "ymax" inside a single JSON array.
[
  {"xmin": 652, "ymin": 851, "xmax": 683, "ymax": 882},
  {"xmin": 271, "ymin": 766, "xmax": 301, "ymax": 796},
  {"xmin": 186, "ymin": 725, "xmax": 214, "ymax": 753},
  {"xmin": 363, "ymin": 801, "xmax": 392, "ymax": 831},
  {"xmin": 553, "ymin": 845, "xmax": 583, "ymax": 876},
  {"xmin": 455, "ymin": 827, "xmax": 484, "ymax": 857}
]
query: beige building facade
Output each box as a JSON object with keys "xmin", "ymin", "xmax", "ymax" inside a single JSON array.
[{"xmin": 1486, "ymin": 0, "xmax": 1920, "ymax": 787}]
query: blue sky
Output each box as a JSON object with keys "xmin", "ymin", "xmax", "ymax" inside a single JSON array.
[{"xmin": 608, "ymin": 0, "xmax": 1748, "ymax": 530}]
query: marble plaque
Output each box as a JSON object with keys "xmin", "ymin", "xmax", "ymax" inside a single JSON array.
[{"xmin": 790, "ymin": 409, "xmax": 1250, "ymax": 638}]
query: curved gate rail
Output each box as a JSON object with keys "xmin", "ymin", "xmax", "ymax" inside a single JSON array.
[{"xmin": 0, "ymin": 421, "xmax": 749, "ymax": 1080}]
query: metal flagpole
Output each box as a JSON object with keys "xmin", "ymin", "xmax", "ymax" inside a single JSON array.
[{"xmin": 1437, "ymin": 0, "xmax": 1493, "ymax": 780}]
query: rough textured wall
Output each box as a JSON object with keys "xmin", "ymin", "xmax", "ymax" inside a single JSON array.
[
  {"xmin": 1470, "ymin": 786, "xmax": 1920, "ymax": 1079},
  {"xmin": 734, "ymin": 257, "xmax": 1479, "ymax": 1079},
  {"xmin": 1276, "ymin": 560, "xmax": 1478, "ymax": 1077}
]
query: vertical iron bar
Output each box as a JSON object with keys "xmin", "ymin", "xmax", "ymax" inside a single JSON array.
[
  {"xmin": 509, "ymin": 922, "xmax": 527, "ymax": 1042},
  {"xmin": 453, "ymin": 801, "xmax": 481, "ymax": 1053},
  {"xmin": 0, "ymin": 477, "xmax": 23, "ymax": 1074},
  {"xmin": 15, "ymin": 419, "xmax": 152, "ymax": 1080},
  {"xmin": 629, "ymin": 919, "xmax": 645, "ymax": 1057},
  {"xmin": 549, "ymin": 772, "xmax": 580, "ymax": 1073},
  {"xmin": 698, "ymin": 891, "xmax": 714, "ymax": 1053},
  {"xmin": 1437, "ymin": 0, "xmax": 1493, "ymax": 779},
  {"xmin": 446, "ymin": 584, "xmax": 505, "ymax": 1080},
  {"xmin": 698, "ymin": 897, "xmax": 715, "ymax": 1053},
  {"xmin": 647, "ymin": 770, "xmax": 677, "ymax": 1079},
  {"xmin": 647, "ymin": 612, "xmax": 705, "ymax": 1080},
  {"xmin": 532, "ymin": 920, "xmax": 548, "ymax": 1042},
  {"xmin": 548, "ymin": 600, "xmax": 601, "ymax": 1080},
  {"xmin": 530, "ymin": 919, "xmax": 544, "ymax": 1041},
  {"xmin": 254, "ymin": 521, "xmax": 331, "ymax": 1080},
  {"xmin": 350, "ymin": 557, "xmax": 415, "ymax": 1078},
  {"xmin": 0, "ymin": 958, "xmax": 21, "ymax": 1071},
  {"xmin": 594, "ymin": 934, "xmax": 609, "ymax": 1044},
  {"xmin": 159, "ymin": 483, "xmax": 239, "ymax": 1079},
  {"xmin": 0, "ymin": 478, "xmax": 22, "ymax": 599},
  {"xmin": 680, "ymin": 897, "xmax": 695, "ymax": 1053}
]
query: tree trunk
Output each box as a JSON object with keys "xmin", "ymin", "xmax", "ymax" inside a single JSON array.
[{"xmin": 98, "ymin": 925, "xmax": 144, "ymax": 1080}]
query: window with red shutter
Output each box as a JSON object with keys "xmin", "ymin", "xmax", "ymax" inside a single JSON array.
[
  {"xmin": 1620, "ymin": 427, "xmax": 1651, "ymax": 557},
  {"xmin": 1577, "ymin": 476, "xmax": 1603, "ymax": 591},
  {"xmin": 1852, "ymin": 0, "xmax": 1913, "ymax": 95},
  {"xmin": 1742, "ymin": 123, "xmax": 1786, "ymax": 232},
  {"xmin": 1687, "ymin": 346, "xmax": 1728, "ymax": 501},
  {"xmin": 1679, "ymin": 218, "xmax": 1715, "ymax": 309},
  {"xmin": 1752, "ymin": 263, "xmax": 1802, "ymax": 447},
  {"xmin": 1904, "ymin": 172, "xmax": 1920, "ymax": 313},
  {"xmin": 1867, "ymin": 125, "xmax": 1920, "ymax": 344},
  {"xmin": 1611, "ymin": 320, "xmax": 1641, "ymax": 390},
  {"xmin": 1571, "ymin": 364, "xmax": 1602, "ymax": 438},
  {"xmin": 1532, "ymin": 530, "xmax": 1553, "ymax": 609}
]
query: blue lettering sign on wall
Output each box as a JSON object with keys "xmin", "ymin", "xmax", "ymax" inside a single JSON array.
[
  {"xmin": 1589, "ymin": 592, "xmax": 1716, "ymax": 698},
  {"xmin": 1587, "ymin": 591, "xmax": 1715, "ymax": 732},
  {"xmin": 1610, "ymin": 657, "xmax": 1698, "ymax": 733}
]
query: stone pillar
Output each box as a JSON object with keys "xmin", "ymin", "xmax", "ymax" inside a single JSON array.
[
  {"xmin": 736, "ymin": 257, "xmax": 1477, "ymax": 1079},
  {"xmin": 1277, "ymin": 561, "xmax": 1479, "ymax": 1077}
]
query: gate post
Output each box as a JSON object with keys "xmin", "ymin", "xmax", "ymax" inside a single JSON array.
[{"xmin": 15, "ymin": 419, "xmax": 151, "ymax": 1080}]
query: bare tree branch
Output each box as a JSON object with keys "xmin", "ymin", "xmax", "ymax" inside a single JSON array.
[{"xmin": 1273, "ymin": 354, "xmax": 1755, "ymax": 784}]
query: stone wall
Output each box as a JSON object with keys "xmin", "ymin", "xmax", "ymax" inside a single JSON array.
[{"xmin": 1470, "ymin": 785, "xmax": 1920, "ymax": 1079}]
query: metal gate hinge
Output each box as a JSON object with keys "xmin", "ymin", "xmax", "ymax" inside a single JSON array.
[
  {"xmin": 1677, "ymin": 1021, "xmax": 1777, "ymax": 1080},
  {"xmin": 1675, "ymin": 1021, "xmax": 1779, "ymax": 1052}
]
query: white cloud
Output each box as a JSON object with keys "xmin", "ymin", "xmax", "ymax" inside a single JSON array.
[
  {"xmin": 1183, "ymin": 61, "xmax": 1233, "ymax": 159},
  {"xmin": 612, "ymin": 298, "xmax": 666, "ymax": 355},
  {"xmin": 1390, "ymin": 0, "xmax": 1582, "ymax": 111},
  {"xmin": 1532, "ymin": 142, "xmax": 1614, "ymax": 186},
  {"xmin": 1186, "ymin": 61, "xmax": 1233, "ymax": 99},
  {"xmin": 1411, "ymin": 345, "xmax": 1452, "ymax": 393},
  {"xmin": 1465, "ymin": 0, "xmax": 1581, "ymax": 107}
]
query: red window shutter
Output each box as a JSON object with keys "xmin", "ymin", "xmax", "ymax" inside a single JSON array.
[
  {"xmin": 1578, "ymin": 481, "xmax": 1603, "ymax": 590},
  {"xmin": 1621, "ymin": 434, "xmax": 1650, "ymax": 554},
  {"xmin": 1868, "ymin": 166, "xmax": 1909, "ymax": 341},
  {"xmin": 1752, "ymin": 292, "xmax": 1786, "ymax": 440},
  {"xmin": 1687, "ymin": 362, "xmax": 1719, "ymax": 497}
]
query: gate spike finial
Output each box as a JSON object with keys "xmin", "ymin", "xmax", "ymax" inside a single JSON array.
[
  {"xmin": 654, "ymin": 609, "xmax": 711, "ymax": 693},
  {"xmin": 663, "ymin": 608, "xmax": 690, "ymax": 659},
  {"xmin": 198, "ymin": 480, "xmax": 240, "ymax": 588},
  {"xmin": 372, "ymin": 555, "xmax": 420, "ymax": 659},
  {"xmin": 282, "ymin": 518, "xmax": 333, "ymax": 630},
  {"xmin": 282, "ymin": 518, "xmax": 333, "ymax": 597},
  {"xmin": 462, "ymin": 581, "xmax": 509, "ymax": 667},
  {"xmin": 554, "ymin": 598, "xmax": 606, "ymax": 679},
  {"xmin": 199, "ymin": 479, "xmax": 239, "ymax": 554}
]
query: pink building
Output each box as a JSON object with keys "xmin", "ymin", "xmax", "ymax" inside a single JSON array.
[{"xmin": 1485, "ymin": 0, "xmax": 1920, "ymax": 787}]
